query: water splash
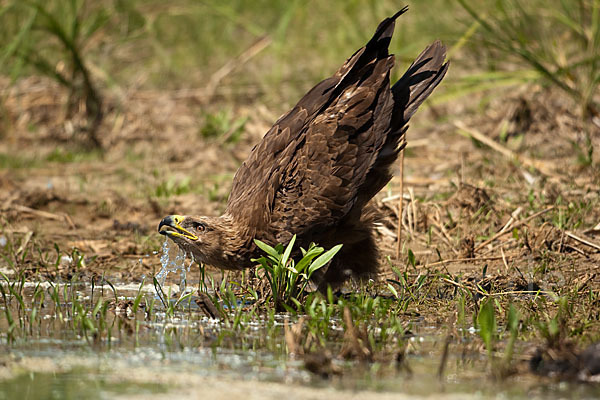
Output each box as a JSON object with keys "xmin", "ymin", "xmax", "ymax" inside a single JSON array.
[{"xmin": 157, "ymin": 237, "xmax": 195, "ymax": 294}]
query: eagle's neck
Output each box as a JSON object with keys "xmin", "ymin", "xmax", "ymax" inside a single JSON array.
[{"xmin": 209, "ymin": 214, "xmax": 255, "ymax": 270}]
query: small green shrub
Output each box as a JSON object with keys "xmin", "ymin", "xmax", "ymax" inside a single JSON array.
[{"xmin": 253, "ymin": 234, "xmax": 342, "ymax": 311}]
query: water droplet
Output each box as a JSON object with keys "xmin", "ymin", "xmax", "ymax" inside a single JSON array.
[{"xmin": 60, "ymin": 255, "xmax": 73, "ymax": 265}]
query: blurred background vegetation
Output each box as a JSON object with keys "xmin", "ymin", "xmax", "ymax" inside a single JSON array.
[
  {"xmin": 0, "ymin": 0, "xmax": 462, "ymax": 109},
  {"xmin": 0, "ymin": 0, "xmax": 597, "ymax": 153}
]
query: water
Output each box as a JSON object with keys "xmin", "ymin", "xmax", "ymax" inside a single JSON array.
[
  {"xmin": 156, "ymin": 237, "xmax": 195, "ymax": 294},
  {"xmin": 0, "ymin": 369, "xmax": 168, "ymax": 400}
]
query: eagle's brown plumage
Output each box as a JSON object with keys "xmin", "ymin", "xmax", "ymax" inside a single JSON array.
[{"xmin": 158, "ymin": 8, "xmax": 449, "ymax": 287}]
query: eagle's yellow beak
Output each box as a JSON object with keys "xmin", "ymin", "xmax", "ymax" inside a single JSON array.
[{"xmin": 158, "ymin": 215, "xmax": 198, "ymax": 240}]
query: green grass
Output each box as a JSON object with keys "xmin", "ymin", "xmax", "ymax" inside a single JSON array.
[
  {"xmin": 199, "ymin": 108, "xmax": 248, "ymax": 144},
  {"xmin": 0, "ymin": 233, "xmax": 598, "ymax": 383},
  {"xmin": 456, "ymin": 0, "xmax": 599, "ymax": 166},
  {"xmin": 153, "ymin": 176, "xmax": 193, "ymax": 198},
  {"xmin": 2, "ymin": 0, "xmax": 597, "ymax": 129},
  {"xmin": 0, "ymin": 0, "xmax": 599, "ymax": 387},
  {"xmin": 45, "ymin": 147, "xmax": 103, "ymax": 163},
  {"xmin": 458, "ymin": 0, "xmax": 600, "ymax": 116},
  {"xmin": 0, "ymin": 0, "xmax": 464, "ymax": 114},
  {"xmin": 0, "ymin": 152, "xmax": 39, "ymax": 169}
]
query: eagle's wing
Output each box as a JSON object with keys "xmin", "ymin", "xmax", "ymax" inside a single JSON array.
[
  {"xmin": 264, "ymin": 52, "xmax": 397, "ymax": 243},
  {"xmin": 226, "ymin": 8, "xmax": 448, "ymax": 243},
  {"xmin": 224, "ymin": 73, "xmax": 343, "ymax": 237}
]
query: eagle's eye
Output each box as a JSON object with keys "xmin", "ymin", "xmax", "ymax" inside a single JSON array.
[{"xmin": 192, "ymin": 222, "xmax": 206, "ymax": 232}]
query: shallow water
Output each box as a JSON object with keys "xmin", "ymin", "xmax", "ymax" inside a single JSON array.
[
  {"xmin": 1, "ymin": 242, "xmax": 598, "ymax": 399},
  {"xmin": 2, "ymin": 324, "xmax": 599, "ymax": 400},
  {"xmin": 0, "ymin": 370, "xmax": 168, "ymax": 400}
]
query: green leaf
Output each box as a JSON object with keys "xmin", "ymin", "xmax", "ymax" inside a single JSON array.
[
  {"xmin": 251, "ymin": 256, "xmax": 269, "ymax": 269},
  {"xmin": 327, "ymin": 285, "xmax": 334, "ymax": 304},
  {"xmin": 507, "ymin": 303, "xmax": 520, "ymax": 334},
  {"xmin": 81, "ymin": 8, "xmax": 110, "ymax": 44},
  {"xmin": 295, "ymin": 245, "xmax": 323, "ymax": 274},
  {"xmin": 175, "ymin": 292, "xmax": 192, "ymax": 308},
  {"xmin": 287, "ymin": 264, "xmax": 299, "ymax": 274},
  {"xmin": 387, "ymin": 283, "xmax": 399, "ymax": 299},
  {"xmin": 92, "ymin": 298, "xmax": 104, "ymax": 316},
  {"xmin": 254, "ymin": 239, "xmax": 280, "ymax": 260},
  {"xmin": 280, "ymin": 234, "xmax": 296, "ymax": 269},
  {"xmin": 290, "ymin": 297, "xmax": 302, "ymax": 310},
  {"xmin": 407, "ymin": 249, "xmax": 416, "ymax": 268},
  {"xmin": 308, "ymin": 244, "xmax": 342, "ymax": 276},
  {"xmin": 477, "ymin": 298, "xmax": 497, "ymax": 353},
  {"xmin": 548, "ymin": 318, "xmax": 559, "ymax": 337},
  {"xmin": 0, "ymin": 7, "xmax": 36, "ymax": 67}
]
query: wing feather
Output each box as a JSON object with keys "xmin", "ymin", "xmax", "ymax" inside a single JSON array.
[{"xmin": 225, "ymin": 7, "xmax": 447, "ymax": 247}]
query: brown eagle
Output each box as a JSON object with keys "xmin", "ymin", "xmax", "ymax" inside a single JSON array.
[{"xmin": 158, "ymin": 7, "xmax": 448, "ymax": 287}]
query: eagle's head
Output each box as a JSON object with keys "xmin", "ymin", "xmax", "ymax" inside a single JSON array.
[{"xmin": 158, "ymin": 214, "xmax": 242, "ymax": 269}]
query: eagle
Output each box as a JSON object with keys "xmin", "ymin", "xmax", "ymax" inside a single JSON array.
[{"xmin": 158, "ymin": 7, "xmax": 448, "ymax": 288}]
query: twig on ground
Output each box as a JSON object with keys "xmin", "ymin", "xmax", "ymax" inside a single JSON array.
[
  {"xmin": 474, "ymin": 206, "xmax": 555, "ymax": 252},
  {"xmin": 565, "ymin": 231, "xmax": 600, "ymax": 252},
  {"xmin": 15, "ymin": 231, "xmax": 33, "ymax": 256},
  {"xmin": 500, "ymin": 246, "xmax": 509, "ymax": 272},
  {"xmin": 454, "ymin": 121, "xmax": 556, "ymax": 176},
  {"xmin": 426, "ymin": 254, "xmax": 520, "ymax": 268},
  {"xmin": 441, "ymin": 277, "xmax": 551, "ymax": 297},
  {"xmin": 405, "ymin": 202, "xmax": 413, "ymax": 238},
  {"xmin": 564, "ymin": 244, "xmax": 588, "ymax": 257},
  {"xmin": 409, "ymin": 187, "xmax": 417, "ymax": 233},
  {"xmin": 7, "ymin": 204, "xmax": 73, "ymax": 228},
  {"xmin": 499, "ymin": 207, "xmax": 523, "ymax": 235},
  {"xmin": 396, "ymin": 147, "xmax": 405, "ymax": 260}
]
